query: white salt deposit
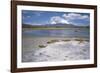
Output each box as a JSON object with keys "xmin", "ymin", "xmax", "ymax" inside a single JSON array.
[{"xmin": 22, "ymin": 40, "xmax": 90, "ymax": 62}]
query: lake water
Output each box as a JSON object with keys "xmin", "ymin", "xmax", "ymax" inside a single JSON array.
[{"xmin": 22, "ymin": 28, "xmax": 89, "ymax": 38}]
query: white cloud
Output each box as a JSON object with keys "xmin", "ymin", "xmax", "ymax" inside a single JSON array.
[
  {"xmin": 62, "ymin": 13, "xmax": 89, "ymax": 20},
  {"xmin": 62, "ymin": 13, "xmax": 89, "ymax": 26},
  {"xmin": 81, "ymin": 15, "xmax": 89, "ymax": 19},
  {"xmin": 23, "ymin": 15, "xmax": 31, "ymax": 19},
  {"xmin": 27, "ymin": 15, "xmax": 31, "ymax": 18},
  {"xmin": 33, "ymin": 12, "xmax": 44, "ymax": 16},
  {"xmin": 50, "ymin": 16, "xmax": 69, "ymax": 24},
  {"xmin": 61, "ymin": 19, "xmax": 69, "ymax": 24},
  {"xmin": 50, "ymin": 13, "xmax": 89, "ymax": 25}
]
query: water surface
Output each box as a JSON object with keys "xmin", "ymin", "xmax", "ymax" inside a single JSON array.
[{"xmin": 22, "ymin": 28, "xmax": 89, "ymax": 38}]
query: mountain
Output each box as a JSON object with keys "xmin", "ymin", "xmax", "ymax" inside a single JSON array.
[
  {"xmin": 45, "ymin": 23, "xmax": 76, "ymax": 27},
  {"xmin": 22, "ymin": 23, "xmax": 89, "ymax": 28},
  {"xmin": 22, "ymin": 24, "xmax": 34, "ymax": 28}
]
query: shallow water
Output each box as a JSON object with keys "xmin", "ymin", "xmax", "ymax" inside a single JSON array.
[{"xmin": 22, "ymin": 28, "xmax": 89, "ymax": 38}]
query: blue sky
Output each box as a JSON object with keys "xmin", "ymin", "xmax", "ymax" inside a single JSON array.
[{"xmin": 22, "ymin": 10, "xmax": 90, "ymax": 26}]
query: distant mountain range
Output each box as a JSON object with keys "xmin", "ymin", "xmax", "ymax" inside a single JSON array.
[{"xmin": 22, "ymin": 23, "xmax": 89, "ymax": 28}]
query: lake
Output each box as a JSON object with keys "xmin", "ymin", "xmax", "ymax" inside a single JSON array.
[{"xmin": 22, "ymin": 28, "xmax": 89, "ymax": 38}]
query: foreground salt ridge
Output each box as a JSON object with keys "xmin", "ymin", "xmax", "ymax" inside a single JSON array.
[{"xmin": 22, "ymin": 40, "xmax": 90, "ymax": 62}]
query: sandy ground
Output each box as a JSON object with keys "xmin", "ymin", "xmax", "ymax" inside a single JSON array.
[{"xmin": 22, "ymin": 36, "xmax": 90, "ymax": 62}]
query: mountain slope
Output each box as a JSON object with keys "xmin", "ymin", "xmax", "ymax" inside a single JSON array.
[{"xmin": 22, "ymin": 23, "xmax": 89, "ymax": 28}]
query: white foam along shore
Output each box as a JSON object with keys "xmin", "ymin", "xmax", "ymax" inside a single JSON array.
[{"xmin": 22, "ymin": 37, "xmax": 90, "ymax": 62}]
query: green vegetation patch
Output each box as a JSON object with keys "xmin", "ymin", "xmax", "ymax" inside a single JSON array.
[
  {"xmin": 62, "ymin": 40, "xmax": 70, "ymax": 42},
  {"xmin": 74, "ymin": 38, "xmax": 84, "ymax": 44},
  {"xmin": 38, "ymin": 45, "xmax": 46, "ymax": 48},
  {"xmin": 47, "ymin": 40, "xmax": 59, "ymax": 44}
]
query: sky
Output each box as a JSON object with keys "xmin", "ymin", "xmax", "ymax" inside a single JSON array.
[{"xmin": 22, "ymin": 10, "xmax": 90, "ymax": 26}]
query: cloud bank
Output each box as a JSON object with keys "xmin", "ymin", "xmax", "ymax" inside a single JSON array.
[
  {"xmin": 50, "ymin": 13, "xmax": 89, "ymax": 26},
  {"xmin": 62, "ymin": 13, "xmax": 89, "ymax": 20},
  {"xmin": 50, "ymin": 16, "xmax": 69, "ymax": 24}
]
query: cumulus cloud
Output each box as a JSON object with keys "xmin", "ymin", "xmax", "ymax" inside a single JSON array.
[
  {"xmin": 62, "ymin": 13, "xmax": 89, "ymax": 20},
  {"xmin": 62, "ymin": 13, "xmax": 90, "ymax": 26},
  {"xmin": 50, "ymin": 13, "xmax": 89, "ymax": 26},
  {"xmin": 50, "ymin": 16, "xmax": 69, "ymax": 24}
]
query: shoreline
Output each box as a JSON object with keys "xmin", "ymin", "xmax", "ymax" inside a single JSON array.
[
  {"xmin": 22, "ymin": 27, "xmax": 89, "ymax": 30},
  {"xmin": 22, "ymin": 36, "xmax": 89, "ymax": 51}
]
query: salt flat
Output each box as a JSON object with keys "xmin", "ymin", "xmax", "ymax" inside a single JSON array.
[{"xmin": 22, "ymin": 37, "xmax": 90, "ymax": 62}]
